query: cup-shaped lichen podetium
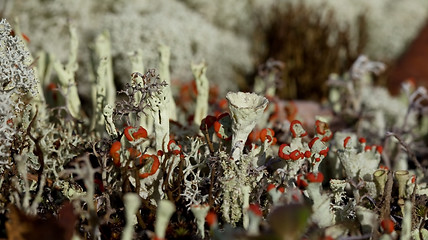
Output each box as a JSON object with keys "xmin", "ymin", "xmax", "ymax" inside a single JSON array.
[
  {"xmin": 226, "ymin": 92, "xmax": 268, "ymax": 160},
  {"xmin": 373, "ymin": 169, "xmax": 388, "ymax": 197},
  {"xmin": 395, "ymin": 170, "xmax": 410, "ymax": 199}
]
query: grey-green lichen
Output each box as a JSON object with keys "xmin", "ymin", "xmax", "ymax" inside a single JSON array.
[{"xmin": 2, "ymin": 10, "xmax": 428, "ymax": 239}]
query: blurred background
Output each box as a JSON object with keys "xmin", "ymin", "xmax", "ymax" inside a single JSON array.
[{"xmin": 1, "ymin": 0, "xmax": 428, "ymax": 101}]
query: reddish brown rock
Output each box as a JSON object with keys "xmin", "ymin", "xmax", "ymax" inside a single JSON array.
[{"xmin": 387, "ymin": 20, "xmax": 428, "ymax": 95}]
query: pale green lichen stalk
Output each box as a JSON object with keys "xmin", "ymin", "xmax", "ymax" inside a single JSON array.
[
  {"xmin": 11, "ymin": 18, "xmax": 47, "ymax": 118},
  {"xmin": 395, "ymin": 170, "xmax": 409, "ymax": 200},
  {"xmin": 306, "ymin": 181, "xmax": 334, "ymax": 228},
  {"xmin": 103, "ymin": 104, "xmax": 118, "ymax": 138},
  {"xmin": 401, "ymin": 200, "xmax": 412, "ymax": 240},
  {"xmin": 355, "ymin": 206, "xmax": 378, "ymax": 235},
  {"xmin": 154, "ymin": 200, "xmax": 176, "ymax": 239},
  {"xmin": 94, "ymin": 31, "xmax": 115, "ymax": 106},
  {"xmin": 129, "ymin": 49, "xmax": 144, "ymax": 74},
  {"xmin": 373, "ymin": 169, "xmax": 388, "ymax": 197},
  {"xmin": 91, "ymin": 31, "xmax": 115, "ymax": 135},
  {"xmin": 192, "ymin": 62, "xmax": 209, "ymax": 126},
  {"xmin": 90, "ymin": 57, "xmax": 107, "ymax": 134},
  {"xmin": 128, "ymin": 50, "xmax": 154, "ymax": 132},
  {"xmin": 122, "ymin": 193, "xmax": 142, "ymax": 240},
  {"xmin": 158, "ymin": 45, "xmax": 177, "ymax": 121},
  {"xmin": 226, "ymin": 92, "xmax": 268, "ymax": 160},
  {"xmin": 148, "ymin": 84, "xmax": 170, "ymax": 151},
  {"xmin": 219, "ymin": 146, "xmax": 265, "ymax": 226},
  {"xmin": 52, "ymin": 25, "xmax": 82, "ymax": 119},
  {"xmin": 330, "ymin": 179, "xmax": 346, "ymax": 205},
  {"xmin": 190, "ymin": 204, "xmax": 210, "ymax": 238}
]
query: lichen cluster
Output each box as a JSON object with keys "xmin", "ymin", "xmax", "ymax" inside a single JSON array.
[{"xmin": 1, "ymin": 16, "xmax": 428, "ymax": 240}]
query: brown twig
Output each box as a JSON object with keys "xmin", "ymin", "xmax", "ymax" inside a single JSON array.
[
  {"xmin": 175, "ymin": 157, "xmax": 185, "ymax": 202},
  {"xmin": 381, "ymin": 171, "xmax": 394, "ymax": 220},
  {"xmin": 26, "ymin": 108, "xmax": 45, "ymax": 197},
  {"xmin": 163, "ymin": 157, "xmax": 175, "ymax": 201},
  {"xmin": 208, "ymin": 163, "xmax": 216, "ymax": 208},
  {"xmin": 386, "ymin": 132, "xmax": 428, "ymax": 178},
  {"xmin": 411, "ymin": 176, "xmax": 417, "ymax": 230},
  {"xmin": 203, "ymin": 130, "xmax": 215, "ymax": 154}
]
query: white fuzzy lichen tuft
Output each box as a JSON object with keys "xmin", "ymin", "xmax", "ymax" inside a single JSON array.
[
  {"xmin": 0, "ymin": 19, "xmax": 39, "ymax": 159},
  {"xmin": 0, "ymin": 19, "xmax": 38, "ymax": 96}
]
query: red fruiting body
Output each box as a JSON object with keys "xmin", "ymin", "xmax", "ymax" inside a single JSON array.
[
  {"xmin": 379, "ymin": 165, "xmax": 389, "ymax": 170},
  {"xmin": 200, "ymin": 115, "xmax": 217, "ymax": 131},
  {"xmin": 278, "ymin": 144, "xmax": 290, "ymax": 160},
  {"xmin": 381, "ymin": 218, "xmax": 394, "ymax": 234},
  {"xmin": 267, "ymin": 183, "xmax": 276, "ymax": 192},
  {"xmin": 6, "ymin": 119, "xmax": 13, "ymax": 127},
  {"xmin": 22, "ymin": 33, "xmax": 30, "ymax": 42},
  {"xmin": 376, "ymin": 145, "xmax": 383, "ymax": 154},
  {"xmin": 209, "ymin": 85, "xmax": 219, "ymax": 104},
  {"xmin": 411, "ymin": 175, "xmax": 416, "ymax": 183},
  {"xmin": 157, "ymin": 150, "xmax": 164, "ymax": 157},
  {"xmin": 46, "ymin": 82, "xmax": 58, "ymax": 90},
  {"xmin": 365, "ymin": 145, "xmax": 372, "ymax": 151},
  {"xmin": 269, "ymin": 102, "xmax": 280, "ymax": 122},
  {"xmin": 153, "ymin": 236, "xmax": 165, "ymax": 240},
  {"xmin": 128, "ymin": 147, "xmax": 142, "ymax": 160},
  {"xmin": 178, "ymin": 80, "xmax": 197, "ymax": 105},
  {"xmin": 139, "ymin": 154, "xmax": 160, "ymax": 179},
  {"xmin": 296, "ymin": 174, "xmax": 308, "ymax": 189},
  {"xmin": 322, "ymin": 236, "xmax": 335, "ymax": 240},
  {"xmin": 321, "ymin": 131, "xmax": 333, "ymax": 142},
  {"xmin": 343, "ymin": 136, "xmax": 351, "ymax": 148},
  {"xmin": 205, "ymin": 211, "xmax": 218, "ymax": 227},
  {"xmin": 278, "ymin": 187, "xmax": 285, "ymax": 193},
  {"xmin": 217, "ymin": 112, "xmax": 229, "ymax": 120},
  {"xmin": 213, "ymin": 122, "xmax": 222, "ymax": 135},
  {"xmin": 292, "ymin": 194, "xmax": 300, "ymax": 202},
  {"xmin": 290, "ymin": 120, "xmax": 307, "ymax": 138},
  {"xmin": 133, "ymin": 126, "xmax": 148, "ymax": 139},
  {"xmin": 306, "ymin": 172, "xmax": 324, "ymax": 183},
  {"xmin": 247, "ymin": 130, "xmax": 260, "ymax": 144},
  {"xmin": 110, "ymin": 141, "xmax": 121, "ymax": 167},
  {"xmin": 218, "ymin": 98, "xmax": 228, "ymax": 110},
  {"xmin": 309, "ymin": 137, "xmax": 319, "ymax": 149},
  {"xmin": 167, "ymin": 139, "xmax": 182, "ymax": 155},
  {"xmin": 271, "ymin": 138, "xmax": 277, "ymax": 145},
  {"xmin": 248, "ymin": 204, "xmax": 263, "ymax": 216},
  {"xmin": 304, "ymin": 151, "xmax": 312, "ymax": 158},
  {"xmin": 290, "ymin": 150, "xmax": 302, "ymax": 161},
  {"xmin": 124, "ymin": 126, "xmax": 148, "ymax": 141},
  {"xmin": 46, "ymin": 82, "xmax": 59, "ymax": 101},
  {"xmin": 124, "ymin": 126, "xmax": 134, "ymax": 141},
  {"xmin": 319, "ymin": 148, "xmax": 329, "ymax": 157},
  {"xmin": 315, "ymin": 120, "xmax": 327, "ymax": 135},
  {"xmin": 213, "ymin": 113, "xmax": 232, "ymax": 140},
  {"xmin": 314, "ymin": 120, "xmax": 333, "ymax": 142},
  {"xmin": 94, "ymin": 178, "xmax": 105, "ymax": 192},
  {"xmin": 260, "ymin": 128, "xmax": 275, "ymax": 143},
  {"xmin": 10, "ymin": 30, "xmax": 30, "ymax": 42},
  {"xmin": 359, "ymin": 137, "xmax": 366, "ymax": 143},
  {"xmin": 285, "ymin": 101, "xmax": 298, "ymax": 122}
]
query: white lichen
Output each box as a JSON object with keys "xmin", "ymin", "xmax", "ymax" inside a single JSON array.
[{"xmin": 226, "ymin": 92, "xmax": 268, "ymax": 161}]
